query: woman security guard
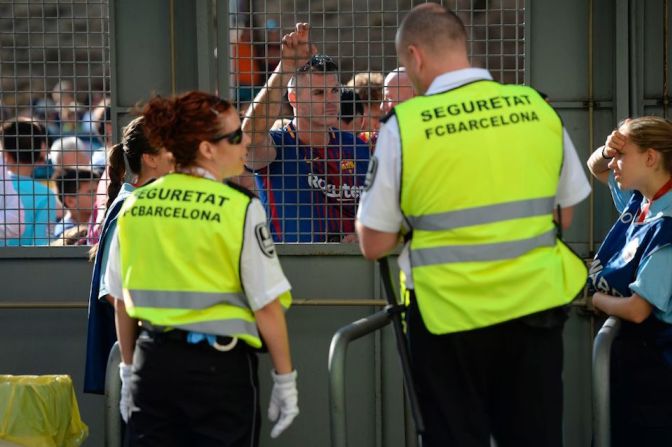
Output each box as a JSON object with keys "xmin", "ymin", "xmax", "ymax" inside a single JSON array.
[{"xmin": 104, "ymin": 91, "xmax": 298, "ymax": 446}]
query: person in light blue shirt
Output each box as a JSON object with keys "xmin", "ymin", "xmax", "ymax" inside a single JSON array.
[
  {"xmin": 587, "ymin": 116, "xmax": 672, "ymax": 447},
  {"xmin": 0, "ymin": 118, "xmax": 58, "ymax": 246}
]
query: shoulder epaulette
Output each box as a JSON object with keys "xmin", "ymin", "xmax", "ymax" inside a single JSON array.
[
  {"xmin": 379, "ymin": 109, "xmax": 396, "ymax": 124},
  {"xmin": 225, "ymin": 180, "xmax": 257, "ymax": 199}
]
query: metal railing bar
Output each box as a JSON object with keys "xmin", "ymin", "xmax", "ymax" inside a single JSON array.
[
  {"xmin": 328, "ymin": 309, "xmax": 392, "ymax": 447},
  {"xmin": 0, "ymin": 299, "xmax": 388, "ymax": 310},
  {"xmin": 592, "ymin": 316, "xmax": 621, "ymax": 447}
]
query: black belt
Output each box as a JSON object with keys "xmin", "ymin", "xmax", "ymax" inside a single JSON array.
[{"xmin": 139, "ymin": 323, "xmax": 239, "ymax": 352}]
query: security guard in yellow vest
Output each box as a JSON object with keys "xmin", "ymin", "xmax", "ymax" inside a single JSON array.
[
  {"xmin": 105, "ymin": 92, "xmax": 298, "ymax": 446},
  {"xmin": 356, "ymin": 5, "xmax": 591, "ymax": 447}
]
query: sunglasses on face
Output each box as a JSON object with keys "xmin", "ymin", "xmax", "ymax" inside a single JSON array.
[{"xmin": 210, "ymin": 127, "xmax": 243, "ymax": 145}]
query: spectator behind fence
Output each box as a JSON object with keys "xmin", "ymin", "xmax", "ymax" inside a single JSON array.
[
  {"xmin": 49, "ymin": 136, "xmax": 92, "ymax": 170},
  {"xmin": 356, "ymin": 4, "xmax": 591, "ymax": 445},
  {"xmin": 381, "ymin": 67, "xmax": 416, "ymax": 115},
  {"xmin": 232, "ymin": 27, "xmax": 263, "ymax": 105},
  {"xmin": 90, "ymin": 105, "xmax": 111, "ymax": 171},
  {"xmin": 52, "ymin": 168, "xmax": 100, "ymax": 239},
  {"xmin": 0, "ymin": 118, "xmax": 58, "ymax": 246},
  {"xmin": 84, "ymin": 116, "xmax": 174, "ymax": 395},
  {"xmin": 346, "ymin": 71, "xmax": 384, "ymax": 143},
  {"xmin": 587, "ymin": 117, "xmax": 672, "ymax": 446},
  {"xmin": 243, "ymin": 23, "xmax": 370, "ymax": 242},
  {"xmin": 0, "ymin": 157, "xmax": 24, "ymax": 239},
  {"xmin": 51, "ymin": 80, "xmax": 83, "ymax": 134},
  {"xmin": 88, "ymin": 106, "xmax": 114, "ymax": 244},
  {"xmin": 339, "ymin": 89, "xmax": 365, "ymax": 137},
  {"xmin": 256, "ymin": 19, "xmax": 283, "ymax": 79}
]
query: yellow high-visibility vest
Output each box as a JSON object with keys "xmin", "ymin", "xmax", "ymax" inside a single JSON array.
[
  {"xmin": 117, "ymin": 173, "xmax": 291, "ymax": 348},
  {"xmin": 394, "ymin": 80, "xmax": 587, "ymax": 334}
]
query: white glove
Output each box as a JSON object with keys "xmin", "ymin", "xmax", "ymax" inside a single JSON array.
[
  {"xmin": 268, "ymin": 370, "xmax": 299, "ymax": 438},
  {"xmin": 119, "ymin": 363, "xmax": 134, "ymax": 423}
]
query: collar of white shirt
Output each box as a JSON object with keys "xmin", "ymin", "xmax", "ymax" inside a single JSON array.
[{"xmin": 425, "ymin": 68, "xmax": 494, "ymax": 96}]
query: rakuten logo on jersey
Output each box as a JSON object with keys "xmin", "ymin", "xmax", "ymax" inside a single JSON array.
[{"xmin": 307, "ymin": 172, "xmax": 364, "ymax": 201}]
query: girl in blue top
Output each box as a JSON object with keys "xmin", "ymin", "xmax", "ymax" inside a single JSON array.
[
  {"xmin": 84, "ymin": 116, "xmax": 173, "ymax": 395},
  {"xmin": 587, "ymin": 116, "xmax": 672, "ymax": 446}
]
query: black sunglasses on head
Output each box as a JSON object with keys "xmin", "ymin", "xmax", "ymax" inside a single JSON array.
[{"xmin": 210, "ymin": 127, "xmax": 243, "ymax": 145}]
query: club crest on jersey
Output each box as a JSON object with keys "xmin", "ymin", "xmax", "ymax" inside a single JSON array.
[{"xmin": 340, "ymin": 160, "xmax": 355, "ymax": 172}]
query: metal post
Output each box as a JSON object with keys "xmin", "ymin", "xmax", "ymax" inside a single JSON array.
[
  {"xmin": 328, "ymin": 310, "xmax": 392, "ymax": 447},
  {"xmin": 104, "ymin": 342, "xmax": 122, "ymax": 447},
  {"xmin": 592, "ymin": 316, "xmax": 621, "ymax": 447}
]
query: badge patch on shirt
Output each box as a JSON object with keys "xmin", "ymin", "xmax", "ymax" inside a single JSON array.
[
  {"xmin": 255, "ymin": 223, "xmax": 276, "ymax": 258},
  {"xmin": 364, "ymin": 156, "xmax": 378, "ymax": 191}
]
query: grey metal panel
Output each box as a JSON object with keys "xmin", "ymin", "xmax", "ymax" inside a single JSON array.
[
  {"xmin": 563, "ymin": 308, "xmax": 594, "ymax": 447},
  {"xmin": 113, "ymin": 0, "xmax": 172, "ymax": 106},
  {"xmin": 528, "ymin": 0, "xmax": 587, "ymax": 99},
  {"xmin": 172, "ymin": 0, "xmax": 199, "ymax": 93},
  {"xmin": 643, "ymin": 0, "xmax": 665, "ymax": 100},
  {"xmin": 592, "ymin": 0, "xmax": 617, "ymax": 102},
  {"xmin": 615, "ymin": 0, "xmax": 630, "ymax": 120},
  {"xmin": 0, "ymin": 253, "xmax": 408, "ymax": 446}
]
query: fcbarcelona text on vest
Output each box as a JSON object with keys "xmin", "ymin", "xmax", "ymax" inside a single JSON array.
[
  {"xmin": 124, "ymin": 187, "xmax": 229, "ymax": 223},
  {"xmin": 420, "ymin": 94, "xmax": 540, "ymax": 140}
]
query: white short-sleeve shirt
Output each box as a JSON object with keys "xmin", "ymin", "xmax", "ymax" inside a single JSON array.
[
  {"xmin": 357, "ymin": 68, "xmax": 592, "ymax": 288},
  {"xmin": 105, "ymin": 197, "xmax": 291, "ymax": 312}
]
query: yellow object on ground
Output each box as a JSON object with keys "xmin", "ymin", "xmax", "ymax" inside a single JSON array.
[{"xmin": 0, "ymin": 375, "xmax": 88, "ymax": 447}]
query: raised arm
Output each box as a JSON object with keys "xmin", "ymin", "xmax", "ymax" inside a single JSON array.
[
  {"xmin": 587, "ymin": 129, "xmax": 626, "ymax": 184},
  {"xmin": 242, "ymin": 23, "xmax": 316, "ymax": 170}
]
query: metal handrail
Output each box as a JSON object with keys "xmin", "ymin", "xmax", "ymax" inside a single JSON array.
[
  {"xmin": 104, "ymin": 342, "xmax": 122, "ymax": 447},
  {"xmin": 592, "ymin": 316, "xmax": 621, "ymax": 447},
  {"xmin": 328, "ymin": 309, "xmax": 392, "ymax": 447}
]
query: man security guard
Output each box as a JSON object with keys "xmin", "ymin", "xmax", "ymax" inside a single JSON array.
[{"xmin": 356, "ymin": 4, "xmax": 591, "ymax": 446}]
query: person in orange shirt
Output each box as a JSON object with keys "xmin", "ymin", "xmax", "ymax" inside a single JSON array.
[{"xmin": 232, "ymin": 27, "xmax": 262, "ymax": 105}]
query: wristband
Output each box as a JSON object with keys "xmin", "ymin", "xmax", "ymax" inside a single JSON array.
[{"xmin": 601, "ymin": 146, "xmax": 613, "ymax": 160}]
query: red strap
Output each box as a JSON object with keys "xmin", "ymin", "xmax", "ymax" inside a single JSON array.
[{"xmin": 637, "ymin": 177, "xmax": 672, "ymax": 222}]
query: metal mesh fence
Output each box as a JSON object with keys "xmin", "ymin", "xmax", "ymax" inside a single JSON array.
[
  {"xmin": 0, "ymin": 0, "xmax": 524, "ymax": 246},
  {"xmin": 232, "ymin": 0, "xmax": 526, "ymax": 243},
  {"xmin": 0, "ymin": 0, "xmax": 109, "ymax": 246}
]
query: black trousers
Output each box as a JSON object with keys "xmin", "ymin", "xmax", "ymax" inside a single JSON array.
[
  {"xmin": 610, "ymin": 319, "xmax": 672, "ymax": 447},
  {"xmin": 125, "ymin": 331, "xmax": 260, "ymax": 447},
  {"xmin": 406, "ymin": 297, "xmax": 565, "ymax": 447}
]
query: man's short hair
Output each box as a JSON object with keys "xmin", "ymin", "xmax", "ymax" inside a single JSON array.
[
  {"xmin": 54, "ymin": 168, "xmax": 100, "ymax": 208},
  {"xmin": 397, "ymin": 3, "xmax": 467, "ymax": 53},
  {"xmin": 0, "ymin": 118, "xmax": 47, "ymax": 164},
  {"xmin": 287, "ymin": 54, "xmax": 339, "ymax": 91},
  {"xmin": 346, "ymin": 72, "xmax": 384, "ymax": 102},
  {"xmin": 340, "ymin": 89, "xmax": 364, "ymax": 124}
]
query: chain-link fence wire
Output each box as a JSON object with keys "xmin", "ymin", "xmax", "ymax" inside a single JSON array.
[
  {"xmin": 0, "ymin": 0, "xmax": 109, "ymax": 246},
  {"xmin": 0, "ymin": 0, "xmax": 523, "ymax": 246},
  {"xmin": 232, "ymin": 0, "xmax": 525, "ymax": 243}
]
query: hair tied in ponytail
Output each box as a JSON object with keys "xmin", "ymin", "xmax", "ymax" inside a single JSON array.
[{"xmin": 122, "ymin": 148, "xmax": 138, "ymax": 184}]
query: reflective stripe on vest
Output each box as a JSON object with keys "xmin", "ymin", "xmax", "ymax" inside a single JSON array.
[
  {"xmin": 411, "ymin": 228, "xmax": 556, "ymax": 266},
  {"xmin": 118, "ymin": 173, "xmax": 268, "ymax": 347},
  {"xmin": 406, "ymin": 196, "xmax": 555, "ymax": 231},
  {"xmin": 395, "ymin": 80, "xmax": 587, "ymax": 334},
  {"xmin": 129, "ymin": 289, "xmax": 249, "ymax": 310}
]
